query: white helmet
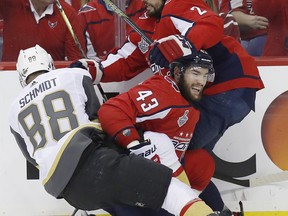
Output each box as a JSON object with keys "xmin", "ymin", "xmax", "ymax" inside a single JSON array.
[{"xmin": 16, "ymin": 45, "xmax": 55, "ymax": 87}]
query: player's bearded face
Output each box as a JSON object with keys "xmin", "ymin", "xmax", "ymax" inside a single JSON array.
[
  {"xmin": 178, "ymin": 67, "xmax": 208, "ymax": 102},
  {"xmin": 143, "ymin": 0, "xmax": 165, "ymax": 18}
]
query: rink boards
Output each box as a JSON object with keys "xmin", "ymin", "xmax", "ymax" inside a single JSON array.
[{"xmin": 0, "ymin": 60, "xmax": 288, "ymax": 215}]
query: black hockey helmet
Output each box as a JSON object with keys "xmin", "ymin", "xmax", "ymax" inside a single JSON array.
[{"xmin": 169, "ymin": 49, "xmax": 214, "ymax": 77}]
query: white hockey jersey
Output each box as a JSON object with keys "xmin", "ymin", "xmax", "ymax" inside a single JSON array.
[{"xmin": 9, "ymin": 67, "xmax": 100, "ymax": 197}]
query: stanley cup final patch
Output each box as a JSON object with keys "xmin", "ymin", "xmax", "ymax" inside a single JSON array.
[
  {"xmin": 178, "ymin": 110, "xmax": 189, "ymax": 127},
  {"xmin": 138, "ymin": 37, "xmax": 149, "ymax": 54}
]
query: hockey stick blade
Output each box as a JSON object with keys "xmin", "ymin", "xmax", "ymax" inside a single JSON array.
[
  {"xmin": 103, "ymin": 0, "xmax": 153, "ymax": 45},
  {"xmin": 214, "ymin": 170, "xmax": 288, "ymax": 187}
]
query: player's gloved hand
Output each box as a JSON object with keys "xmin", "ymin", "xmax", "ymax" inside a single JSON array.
[
  {"xmin": 143, "ymin": 131, "xmax": 190, "ymax": 186},
  {"xmin": 143, "ymin": 131, "xmax": 182, "ymax": 173},
  {"xmin": 128, "ymin": 139, "xmax": 160, "ymax": 163},
  {"xmin": 69, "ymin": 58, "xmax": 103, "ymax": 84},
  {"xmin": 149, "ymin": 34, "xmax": 196, "ymax": 68}
]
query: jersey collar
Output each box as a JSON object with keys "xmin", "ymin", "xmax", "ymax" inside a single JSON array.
[{"xmin": 29, "ymin": 0, "xmax": 54, "ymax": 24}]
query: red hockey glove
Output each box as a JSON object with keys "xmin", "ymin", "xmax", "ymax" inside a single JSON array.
[
  {"xmin": 69, "ymin": 58, "xmax": 103, "ymax": 84},
  {"xmin": 149, "ymin": 35, "xmax": 196, "ymax": 68},
  {"xmin": 128, "ymin": 139, "xmax": 160, "ymax": 163}
]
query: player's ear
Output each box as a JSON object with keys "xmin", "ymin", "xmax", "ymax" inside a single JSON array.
[{"xmin": 173, "ymin": 66, "xmax": 181, "ymax": 82}]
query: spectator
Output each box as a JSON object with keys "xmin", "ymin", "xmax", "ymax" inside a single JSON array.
[
  {"xmin": 78, "ymin": 0, "xmax": 145, "ymax": 58},
  {"xmin": 0, "ymin": 0, "xmax": 86, "ymax": 61},
  {"xmin": 9, "ymin": 45, "xmax": 217, "ymax": 216},
  {"xmin": 227, "ymin": 0, "xmax": 269, "ymax": 56},
  {"xmin": 65, "ymin": 0, "xmax": 89, "ymax": 11},
  {"xmin": 205, "ymin": 0, "xmax": 241, "ymax": 41},
  {"xmin": 253, "ymin": 0, "xmax": 288, "ymax": 56},
  {"xmin": 0, "ymin": 17, "xmax": 3, "ymax": 60}
]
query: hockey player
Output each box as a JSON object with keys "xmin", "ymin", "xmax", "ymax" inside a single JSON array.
[
  {"xmin": 98, "ymin": 48, "xmax": 229, "ymax": 216},
  {"xmin": 147, "ymin": 0, "xmax": 263, "ymax": 211},
  {"xmin": 77, "ymin": 0, "xmax": 263, "ymax": 213},
  {"xmin": 87, "ymin": 0, "xmax": 264, "ymax": 153},
  {"xmin": 9, "ymin": 45, "xmax": 223, "ymax": 216}
]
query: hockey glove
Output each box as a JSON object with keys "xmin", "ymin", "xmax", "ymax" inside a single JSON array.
[
  {"xmin": 143, "ymin": 132, "xmax": 186, "ymax": 179},
  {"xmin": 149, "ymin": 34, "xmax": 197, "ymax": 68},
  {"xmin": 69, "ymin": 58, "xmax": 103, "ymax": 84},
  {"xmin": 128, "ymin": 139, "xmax": 160, "ymax": 163}
]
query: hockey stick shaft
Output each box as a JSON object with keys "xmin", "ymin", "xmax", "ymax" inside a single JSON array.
[
  {"xmin": 55, "ymin": 0, "xmax": 108, "ymax": 102},
  {"xmin": 55, "ymin": 0, "xmax": 87, "ymax": 58},
  {"xmin": 103, "ymin": 0, "xmax": 154, "ymax": 45}
]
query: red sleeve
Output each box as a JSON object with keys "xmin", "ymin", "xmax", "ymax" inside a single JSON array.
[
  {"xmin": 101, "ymin": 43, "xmax": 149, "ymax": 82},
  {"xmin": 100, "ymin": 16, "xmax": 154, "ymax": 82},
  {"xmin": 156, "ymin": 0, "xmax": 224, "ymax": 50},
  {"xmin": 229, "ymin": 0, "xmax": 248, "ymax": 13},
  {"xmin": 62, "ymin": 2, "xmax": 87, "ymax": 60},
  {"xmin": 219, "ymin": 0, "xmax": 230, "ymax": 13},
  {"xmin": 253, "ymin": 0, "xmax": 278, "ymax": 19},
  {"xmin": 98, "ymin": 92, "xmax": 141, "ymax": 147},
  {"xmin": 219, "ymin": 13, "xmax": 241, "ymax": 42},
  {"xmin": 185, "ymin": 14, "xmax": 224, "ymax": 49}
]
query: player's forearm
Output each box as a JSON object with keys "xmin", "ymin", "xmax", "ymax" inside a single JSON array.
[
  {"xmin": 98, "ymin": 97, "xmax": 140, "ymax": 147},
  {"xmin": 100, "ymin": 43, "xmax": 148, "ymax": 82}
]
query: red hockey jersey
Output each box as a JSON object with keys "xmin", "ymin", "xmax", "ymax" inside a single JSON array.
[
  {"xmin": 98, "ymin": 75, "xmax": 200, "ymax": 160},
  {"xmin": 78, "ymin": 0, "xmax": 145, "ymax": 58}
]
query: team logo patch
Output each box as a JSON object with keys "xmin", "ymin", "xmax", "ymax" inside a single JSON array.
[
  {"xmin": 138, "ymin": 37, "xmax": 149, "ymax": 54},
  {"xmin": 122, "ymin": 129, "xmax": 131, "ymax": 137},
  {"xmin": 48, "ymin": 21, "xmax": 57, "ymax": 29},
  {"xmin": 79, "ymin": 5, "xmax": 96, "ymax": 13},
  {"xmin": 177, "ymin": 110, "xmax": 189, "ymax": 127}
]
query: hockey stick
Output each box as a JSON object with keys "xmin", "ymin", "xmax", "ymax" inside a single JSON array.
[
  {"xmin": 71, "ymin": 208, "xmax": 79, "ymax": 216},
  {"xmin": 55, "ymin": 0, "xmax": 87, "ymax": 58},
  {"xmin": 103, "ymin": 0, "xmax": 154, "ymax": 45},
  {"xmin": 71, "ymin": 208, "xmax": 90, "ymax": 216},
  {"xmin": 214, "ymin": 170, "xmax": 288, "ymax": 187},
  {"xmin": 55, "ymin": 0, "xmax": 108, "ymax": 102}
]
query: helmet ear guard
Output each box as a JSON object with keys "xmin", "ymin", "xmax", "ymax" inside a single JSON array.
[{"xmin": 16, "ymin": 45, "xmax": 55, "ymax": 87}]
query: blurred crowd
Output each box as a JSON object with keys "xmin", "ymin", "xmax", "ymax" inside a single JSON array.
[{"xmin": 0, "ymin": 0, "xmax": 287, "ymax": 61}]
